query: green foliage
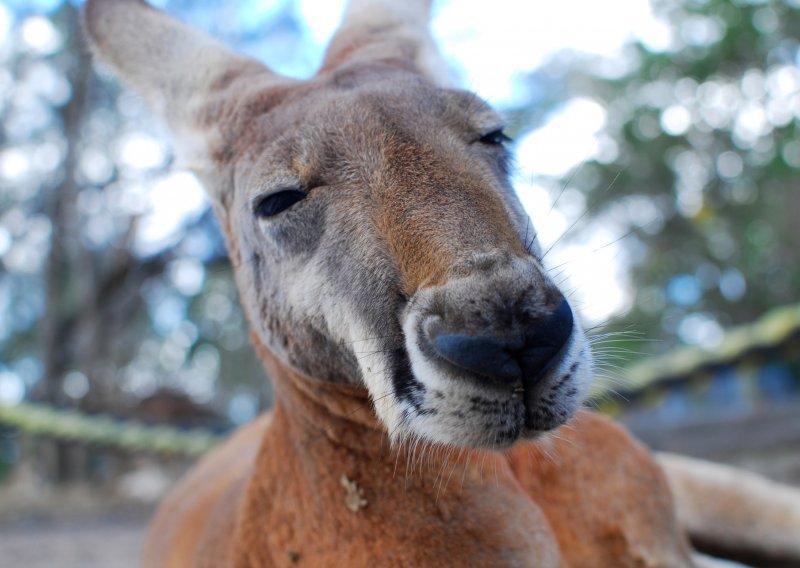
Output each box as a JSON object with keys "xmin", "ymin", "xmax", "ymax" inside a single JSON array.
[{"xmin": 546, "ymin": 0, "xmax": 800, "ymax": 361}]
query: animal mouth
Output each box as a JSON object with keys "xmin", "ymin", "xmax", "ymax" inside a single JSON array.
[{"xmin": 386, "ymin": 299, "xmax": 581, "ymax": 449}]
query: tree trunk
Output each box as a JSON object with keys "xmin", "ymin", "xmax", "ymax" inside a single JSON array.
[{"xmin": 38, "ymin": 5, "xmax": 93, "ymax": 483}]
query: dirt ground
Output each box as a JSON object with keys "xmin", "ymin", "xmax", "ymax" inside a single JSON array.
[
  {"xmin": 0, "ymin": 519, "xmax": 146, "ymax": 568},
  {"xmin": 0, "ymin": 467, "xmax": 160, "ymax": 568}
]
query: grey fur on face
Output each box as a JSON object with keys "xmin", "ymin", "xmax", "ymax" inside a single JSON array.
[{"xmin": 221, "ymin": 74, "xmax": 592, "ymax": 449}]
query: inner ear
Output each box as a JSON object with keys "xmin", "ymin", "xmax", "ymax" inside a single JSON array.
[
  {"xmin": 83, "ymin": 0, "xmax": 295, "ymax": 183},
  {"xmin": 320, "ymin": 0, "xmax": 453, "ymax": 86},
  {"xmin": 83, "ymin": 0, "xmax": 276, "ymax": 112}
]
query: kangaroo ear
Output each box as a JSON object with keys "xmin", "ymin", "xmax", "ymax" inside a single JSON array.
[
  {"xmin": 83, "ymin": 0, "xmax": 290, "ymax": 178},
  {"xmin": 322, "ymin": 0, "xmax": 455, "ymax": 86}
]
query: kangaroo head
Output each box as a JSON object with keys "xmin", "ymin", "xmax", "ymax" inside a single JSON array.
[{"xmin": 84, "ymin": 0, "xmax": 592, "ymax": 449}]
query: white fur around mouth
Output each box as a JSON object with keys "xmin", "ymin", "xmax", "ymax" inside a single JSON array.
[{"xmin": 370, "ymin": 305, "xmax": 593, "ymax": 449}]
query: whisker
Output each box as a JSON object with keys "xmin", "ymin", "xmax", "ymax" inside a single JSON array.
[
  {"xmin": 541, "ymin": 170, "xmax": 622, "ymax": 261},
  {"xmin": 546, "ymin": 163, "xmax": 583, "ymax": 218}
]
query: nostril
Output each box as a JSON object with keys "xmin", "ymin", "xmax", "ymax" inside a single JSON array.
[
  {"xmin": 520, "ymin": 299, "xmax": 574, "ymax": 379},
  {"xmin": 430, "ymin": 334, "xmax": 523, "ymax": 382},
  {"xmin": 425, "ymin": 299, "xmax": 574, "ymax": 384}
]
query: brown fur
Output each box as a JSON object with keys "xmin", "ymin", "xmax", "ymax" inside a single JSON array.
[{"xmin": 145, "ymin": 340, "xmax": 692, "ymax": 567}]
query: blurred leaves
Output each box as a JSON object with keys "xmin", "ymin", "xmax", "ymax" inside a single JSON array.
[
  {"xmin": 0, "ymin": 2, "xmax": 286, "ymax": 424},
  {"xmin": 527, "ymin": 0, "xmax": 800, "ymax": 362}
]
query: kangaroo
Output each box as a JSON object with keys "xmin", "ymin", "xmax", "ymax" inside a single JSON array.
[{"xmin": 83, "ymin": 1, "xmax": 800, "ymax": 566}]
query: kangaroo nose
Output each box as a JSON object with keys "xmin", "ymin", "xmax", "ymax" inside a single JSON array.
[{"xmin": 429, "ymin": 300, "xmax": 574, "ymax": 383}]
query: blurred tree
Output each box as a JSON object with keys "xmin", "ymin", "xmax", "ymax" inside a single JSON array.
[
  {"xmin": 0, "ymin": 1, "xmax": 294, "ymax": 480},
  {"xmin": 535, "ymin": 0, "xmax": 800, "ymax": 361}
]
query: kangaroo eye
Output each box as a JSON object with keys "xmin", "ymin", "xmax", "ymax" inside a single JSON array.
[
  {"xmin": 253, "ymin": 189, "xmax": 306, "ymax": 218},
  {"xmin": 479, "ymin": 129, "xmax": 512, "ymax": 145}
]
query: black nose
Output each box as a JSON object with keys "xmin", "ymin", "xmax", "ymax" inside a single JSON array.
[{"xmin": 429, "ymin": 300, "xmax": 574, "ymax": 383}]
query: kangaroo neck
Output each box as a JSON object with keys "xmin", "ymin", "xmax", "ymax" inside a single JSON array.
[
  {"xmin": 254, "ymin": 339, "xmax": 387, "ymax": 452},
  {"xmin": 234, "ymin": 342, "xmax": 561, "ymax": 567}
]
